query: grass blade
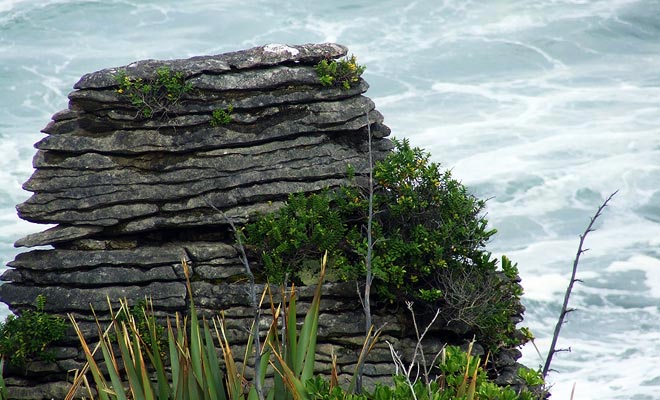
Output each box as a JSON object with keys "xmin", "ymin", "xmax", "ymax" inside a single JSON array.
[
  {"xmin": 298, "ymin": 252, "xmax": 327, "ymax": 383},
  {"xmin": 69, "ymin": 315, "xmax": 112, "ymax": 400}
]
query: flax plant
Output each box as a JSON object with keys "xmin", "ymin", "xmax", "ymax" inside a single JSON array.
[
  {"xmin": 66, "ymin": 259, "xmax": 227, "ymax": 400},
  {"xmin": 268, "ymin": 252, "xmax": 327, "ymax": 400},
  {"xmin": 64, "ymin": 253, "xmax": 347, "ymax": 400}
]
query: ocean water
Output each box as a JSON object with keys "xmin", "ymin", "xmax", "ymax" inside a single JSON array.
[{"xmin": 1, "ymin": 0, "xmax": 659, "ymax": 398}]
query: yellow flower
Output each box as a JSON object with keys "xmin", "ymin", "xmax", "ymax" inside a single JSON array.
[{"xmin": 117, "ymin": 88, "xmax": 124, "ymax": 94}]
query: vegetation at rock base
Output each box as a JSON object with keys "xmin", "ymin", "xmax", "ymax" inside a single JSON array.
[
  {"xmin": 0, "ymin": 140, "xmax": 540, "ymax": 399},
  {"xmin": 64, "ymin": 259, "xmax": 542, "ymax": 400},
  {"xmin": 315, "ymin": 54, "xmax": 366, "ymax": 89},
  {"xmin": 304, "ymin": 343, "xmax": 541, "ymax": 400},
  {"xmin": 0, "ymin": 294, "xmax": 67, "ymax": 369},
  {"xmin": 115, "ymin": 66, "xmax": 192, "ymax": 118},
  {"xmin": 243, "ymin": 138, "xmax": 526, "ymax": 351}
]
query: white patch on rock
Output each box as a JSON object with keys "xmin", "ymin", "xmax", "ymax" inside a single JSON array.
[{"xmin": 263, "ymin": 44, "xmax": 300, "ymax": 56}]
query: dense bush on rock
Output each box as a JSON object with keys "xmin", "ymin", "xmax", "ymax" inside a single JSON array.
[{"xmin": 244, "ymin": 139, "xmax": 525, "ymax": 351}]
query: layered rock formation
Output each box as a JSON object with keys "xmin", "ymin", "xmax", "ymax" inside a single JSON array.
[
  {"xmin": 3, "ymin": 43, "xmax": 390, "ymax": 309},
  {"xmin": 0, "ymin": 43, "xmax": 525, "ymax": 399}
]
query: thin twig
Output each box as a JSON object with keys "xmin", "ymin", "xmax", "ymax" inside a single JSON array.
[
  {"xmin": 364, "ymin": 112, "xmax": 375, "ymax": 333},
  {"xmin": 406, "ymin": 302, "xmax": 441, "ymax": 386},
  {"xmin": 385, "ymin": 305, "xmax": 443, "ymax": 399},
  {"xmin": 386, "ymin": 341, "xmax": 419, "ymax": 400},
  {"xmin": 356, "ymin": 111, "xmax": 376, "ymax": 393},
  {"xmin": 542, "ymin": 190, "xmax": 618, "ymax": 378},
  {"xmin": 205, "ymin": 200, "xmax": 265, "ymax": 400}
]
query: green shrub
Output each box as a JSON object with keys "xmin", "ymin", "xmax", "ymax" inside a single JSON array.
[
  {"xmin": 244, "ymin": 191, "xmax": 349, "ymax": 283},
  {"xmin": 115, "ymin": 66, "xmax": 192, "ymax": 118},
  {"xmin": 518, "ymin": 366, "xmax": 544, "ymax": 387},
  {"xmin": 0, "ymin": 295, "xmax": 67, "ymax": 369},
  {"xmin": 244, "ymin": 138, "xmax": 525, "ymax": 350},
  {"xmin": 210, "ymin": 105, "xmax": 234, "ymax": 126},
  {"xmin": 315, "ymin": 54, "xmax": 366, "ymax": 89}
]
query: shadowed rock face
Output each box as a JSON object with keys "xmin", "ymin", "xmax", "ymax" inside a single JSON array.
[{"xmin": 0, "ymin": 44, "xmax": 525, "ymax": 399}]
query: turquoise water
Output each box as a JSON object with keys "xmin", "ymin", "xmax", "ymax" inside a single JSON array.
[{"xmin": 1, "ymin": 1, "xmax": 660, "ymax": 398}]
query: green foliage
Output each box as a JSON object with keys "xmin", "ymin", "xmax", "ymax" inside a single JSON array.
[
  {"xmin": 262, "ymin": 253, "xmax": 335, "ymax": 400},
  {"xmin": 305, "ymin": 375, "xmax": 366, "ymax": 399},
  {"xmin": 315, "ymin": 55, "xmax": 366, "ymax": 90},
  {"xmin": 115, "ymin": 66, "xmax": 193, "ymax": 118},
  {"xmin": 520, "ymin": 327, "xmax": 535, "ymax": 342},
  {"xmin": 68, "ymin": 262, "xmax": 229, "ymax": 400},
  {"xmin": 210, "ymin": 105, "xmax": 234, "ymax": 126},
  {"xmin": 357, "ymin": 139, "xmax": 498, "ymax": 306},
  {"xmin": 244, "ymin": 191, "xmax": 350, "ymax": 283},
  {"xmin": 518, "ymin": 367, "xmax": 544, "ymax": 387},
  {"xmin": 0, "ymin": 295, "xmax": 67, "ymax": 369},
  {"xmin": 244, "ymin": 138, "xmax": 525, "ymax": 350},
  {"xmin": 303, "ymin": 345, "xmax": 541, "ymax": 400},
  {"xmin": 111, "ymin": 298, "xmax": 166, "ymax": 359}
]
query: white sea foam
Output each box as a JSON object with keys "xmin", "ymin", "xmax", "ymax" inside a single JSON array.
[{"xmin": 607, "ymin": 255, "xmax": 660, "ymax": 298}]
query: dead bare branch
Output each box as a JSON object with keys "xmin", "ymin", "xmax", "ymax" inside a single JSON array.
[
  {"xmin": 542, "ymin": 190, "xmax": 618, "ymax": 379},
  {"xmin": 205, "ymin": 199, "xmax": 265, "ymax": 400}
]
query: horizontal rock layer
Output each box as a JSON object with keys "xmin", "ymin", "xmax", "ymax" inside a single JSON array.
[{"xmin": 12, "ymin": 43, "xmax": 392, "ymax": 247}]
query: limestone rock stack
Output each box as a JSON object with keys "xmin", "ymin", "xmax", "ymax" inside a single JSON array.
[
  {"xmin": 0, "ymin": 44, "xmax": 526, "ymax": 399},
  {"xmin": 0, "ymin": 43, "xmax": 396, "ymax": 393},
  {"xmin": 3, "ymin": 42, "xmax": 391, "ymax": 309}
]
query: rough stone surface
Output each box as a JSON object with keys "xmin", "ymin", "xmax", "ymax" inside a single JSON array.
[
  {"xmin": 0, "ymin": 43, "xmax": 525, "ymax": 399},
  {"xmin": 14, "ymin": 225, "xmax": 103, "ymax": 248},
  {"xmin": 2, "ymin": 380, "xmax": 87, "ymax": 400},
  {"xmin": 72, "ymin": 43, "xmax": 348, "ymax": 90}
]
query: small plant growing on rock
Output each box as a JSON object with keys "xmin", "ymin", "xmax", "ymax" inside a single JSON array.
[
  {"xmin": 315, "ymin": 54, "xmax": 366, "ymax": 89},
  {"xmin": 210, "ymin": 105, "xmax": 234, "ymax": 127},
  {"xmin": 115, "ymin": 66, "xmax": 192, "ymax": 118},
  {"xmin": 0, "ymin": 294, "xmax": 67, "ymax": 369},
  {"xmin": 518, "ymin": 367, "xmax": 544, "ymax": 387}
]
